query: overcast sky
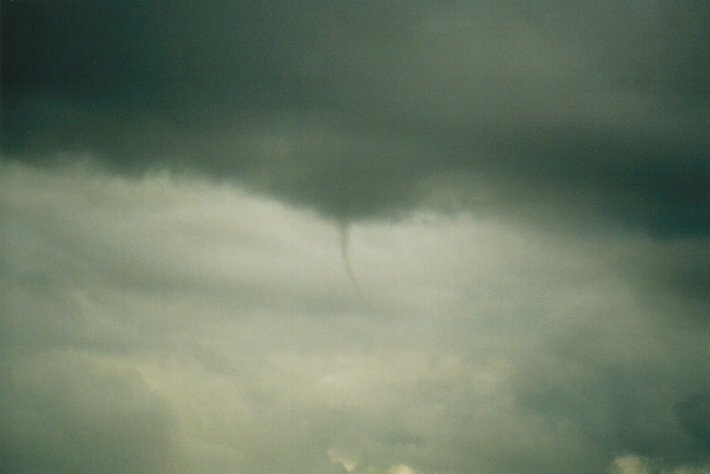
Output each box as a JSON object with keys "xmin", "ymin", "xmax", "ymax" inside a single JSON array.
[{"xmin": 1, "ymin": 1, "xmax": 709, "ymax": 473}]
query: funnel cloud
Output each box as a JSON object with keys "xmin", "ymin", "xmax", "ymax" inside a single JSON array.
[{"xmin": 338, "ymin": 221, "xmax": 365, "ymax": 302}]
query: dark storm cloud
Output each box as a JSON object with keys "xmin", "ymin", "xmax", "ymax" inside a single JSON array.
[{"xmin": 2, "ymin": 0, "xmax": 708, "ymax": 231}]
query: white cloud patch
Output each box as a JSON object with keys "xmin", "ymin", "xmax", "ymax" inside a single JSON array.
[
  {"xmin": 612, "ymin": 455, "xmax": 654, "ymax": 474},
  {"xmin": 389, "ymin": 464, "xmax": 417, "ymax": 474},
  {"xmin": 610, "ymin": 455, "xmax": 710, "ymax": 474}
]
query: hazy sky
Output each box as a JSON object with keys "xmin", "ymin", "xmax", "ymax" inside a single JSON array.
[{"xmin": 1, "ymin": 1, "xmax": 709, "ymax": 473}]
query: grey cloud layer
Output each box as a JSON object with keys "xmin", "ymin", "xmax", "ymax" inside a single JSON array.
[
  {"xmin": 2, "ymin": 0, "xmax": 708, "ymax": 231},
  {"xmin": 1, "ymin": 164, "xmax": 709, "ymax": 473}
]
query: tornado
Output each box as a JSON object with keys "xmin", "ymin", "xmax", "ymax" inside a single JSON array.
[{"xmin": 337, "ymin": 221, "xmax": 365, "ymax": 301}]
